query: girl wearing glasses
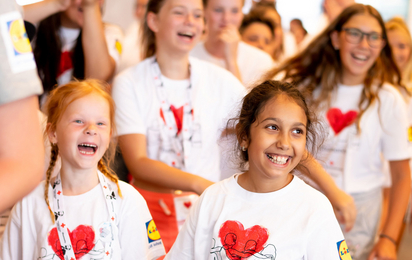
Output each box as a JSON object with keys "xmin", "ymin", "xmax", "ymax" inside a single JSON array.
[{"xmin": 264, "ymin": 4, "xmax": 411, "ymax": 260}]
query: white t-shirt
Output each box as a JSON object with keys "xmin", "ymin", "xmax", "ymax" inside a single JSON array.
[
  {"xmin": 315, "ymin": 83, "xmax": 410, "ymax": 193},
  {"xmin": 165, "ymin": 174, "xmax": 348, "ymax": 260},
  {"xmin": 117, "ymin": 19, "xmax": 142, "ymax": 74},
  {"xmin": 57, "ymin": 24, "xmax": 123, "ymax": 85},
  {"xmin": 112, "ymin": 56, "xmax": 246, "ymax": 182},
  {"xmin": 0, "ymin": 179, "xmax": 165, "ymax": 260},
  {"xmin": 190, "ymin": 41, "xmax": 273, "ymax": 88}
]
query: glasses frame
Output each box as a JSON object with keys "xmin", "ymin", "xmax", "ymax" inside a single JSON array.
[{"xmin": 341, "ymin": 27, "xmax": 385, "ymax": 49}]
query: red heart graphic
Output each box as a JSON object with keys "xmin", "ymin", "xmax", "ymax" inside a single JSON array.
[
  {"xmin": 48, "ymin": 225, "xmax": 95, "ymax": 260},
  {"xmin": 183, "ymin": 201, "xmax": 191, "ymax": 208},
  {"xmin": 219, "ymin": 220, "xmax": 269, "ymax": 260},
  {"xmin": 326, "ymin": 108, "xmax": 358, "ymax": 135}
]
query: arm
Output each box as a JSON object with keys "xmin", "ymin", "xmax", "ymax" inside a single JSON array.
[
  {"xmin": 220, "ymin": 25, "xmax": 242, "ymax": 82},
  {"xmin": 81, "ymin": 0, "xmax": 116, "ymax": 81},
  {"xmin": 23, "ymin": 0, "xmax": 73, "ymax": 24},
  {"xmin": 0, "ymin": 96, "xmax": 44, "ymax": 213},
  {"xmin": 119, "ymin": 134, "xmax": 214, "ymax": 195},
  {"xmin": 368, "ymin": 159, "xmax": 411, "ymax": 260},
  {"xmin": 299, "ymin": 152, "xmax": 356, "ymax": 232}
]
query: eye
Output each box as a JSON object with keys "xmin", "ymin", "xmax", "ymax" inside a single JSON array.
[
  {"xmin": 348, "ymin": 29, "xmax": 361, "ymax": 37},
  {"xmin": 214, "ymin": 8, "xmax": 223, "ymax": 13},
  {"xmin": 369, "ymin": 33, "xmax": 380, "ymax": 41},
  {"xmin": 97, "ymin": 122, "xmax": 105, "ymax": 126},
  {"xmin": 266, "ymin": 125, "xmax": 278, "ymax": 131},
  {"xmin": 74, "ymin": 120, "xmax": 83, "ymax": 124},
  {"xmin": 231, "ymin": 8, "xmax": 239, "ymax": 14},
  {"xmin": 292, "ymin": 128, "xmax": 305, "ymax": 135}
]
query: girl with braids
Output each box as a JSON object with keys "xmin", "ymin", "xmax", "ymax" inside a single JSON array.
[
  {"xmin": 264, "ymin": 4, "xmax": 411, "ymax": 260},
  {"xmin": 23, "ymin": 0, "xmax": 122, "ymax": 105},
  {"xmin": 0, "ymin": 80, "xmax": 165, "ymax": 260}
]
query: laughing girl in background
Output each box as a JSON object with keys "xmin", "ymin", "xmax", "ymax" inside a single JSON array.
[
  {"xmin": 111, "ymin": 0, "xmax": 246, "ymax": 252},
  {"xmin": 265, "ymin": 4, "xmax": 411, "ymax": 260},
  {"xmin": 190, "ymin": 0, "xmax": 274, "ymax": 87}
]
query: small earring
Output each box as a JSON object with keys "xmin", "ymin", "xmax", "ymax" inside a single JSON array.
[{"xmin": 241, "ymin": 146, "xmax": 247, "ymax": 151}]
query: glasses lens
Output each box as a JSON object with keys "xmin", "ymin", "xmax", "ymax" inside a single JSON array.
[
  {"xmin": 344, "ymin": 28, "xmax": 362, "ymax": 44},
  {"xmin": 368, "ymin": 33, "xmax": 382, "ymax": 48}
]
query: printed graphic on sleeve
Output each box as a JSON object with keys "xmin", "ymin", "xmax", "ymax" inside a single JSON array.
[
  {"xmin": 0, "ymin": 11, "xmax": 37, "ymax": 73},
  {"xmin": 326, "ymin": 108, "xmax": 358, "ymax": 135},
  {"xmin": 337, "ymin": 240, "xmax": 352, "ymax": 260},
  {"xmin": 210, "ymin": 220, "xmax": 276, "ymax": 260}
]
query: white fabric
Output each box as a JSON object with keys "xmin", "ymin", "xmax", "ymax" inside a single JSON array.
[
  {"xmin": 315, "ymin": 83, "xmax": 410, "ymax": 194},
  {"xmin": 165, "ymin": 175, "xmax": 347, "ymax": 260},
  {"xmin": 0, "ymin": 180, "xmax": 165, "ymax": 260},
  {"xmin": 117, "ymin": 19, "xmax": 142, "ymax": 74},
  {"xmin": 190, "ymin": 41, "xmax": 273, "ymax": 88},
  {"xmin": 57, "ymin": 23, "xmax": 123, "ymax": 86},
  {"xmin": 112, "ymin": 56, "xmax": 246, "ymax": 182}
]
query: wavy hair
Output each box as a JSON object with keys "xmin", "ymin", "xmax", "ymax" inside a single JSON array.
[{"xmin": 263, "ymin": 4, "xmax": 402, "ymax": 131}]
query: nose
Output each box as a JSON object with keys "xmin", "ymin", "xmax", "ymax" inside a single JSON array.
[
  {"xmin": 359, "ymin": 34, "xmax": 369, "ymax": 48},
  {"xmin": 185, "ymin": 13, "xmax": 194, "ymax": 25},
  {"xmin": 276, "ymin": 133, "xmax": 290, "ymax": 150},
  {"xmin": 85, "ymin": 124, "xmax": 97, "ymax": 135}
]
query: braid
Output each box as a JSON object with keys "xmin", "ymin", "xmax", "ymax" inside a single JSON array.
[
  {"xmin": 98, "ymin": 159, "xmax": 123, "ymax": 198},
  {"xmin": 45, "ymin": 144, "xmax": 59, "ymax": 224}
]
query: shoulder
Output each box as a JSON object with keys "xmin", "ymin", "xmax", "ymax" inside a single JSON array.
[
  {"xmin": 189, "ymin": 56, "xmax": 244, "ymax": 89},
  {"xmin": 292, "ymin": 177, "xmax": 334, "ymax": 213},
  {"xmin": 377, "ymin": 83, "xmax": 407, "ymax": 107},
  {"xmin": 238, "ymin": 42, "xmax": 273, "ymax": 63},
  {"xmin": 113, "ymin": 58, "xmax": 153, "ymax": 87},
  {"xmin": 112, "ymin": 180, "xmax": 147, "ymax": 206}
]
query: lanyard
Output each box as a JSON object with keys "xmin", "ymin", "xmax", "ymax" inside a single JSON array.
[
  {"xmin": 51, "ymin": 171, "xmax": 118, "ymax": 260},
  {"xmin": 151, "ymin": 58, "xmax": 194, "ymax": 170}
]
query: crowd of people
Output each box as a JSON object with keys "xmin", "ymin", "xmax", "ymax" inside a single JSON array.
[{"xmin": 0, "ymin": 0, "xmax": 411, "ymax": 259}]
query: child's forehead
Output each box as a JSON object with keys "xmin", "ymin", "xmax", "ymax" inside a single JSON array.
[
  {"xmin": 62, "ymin": 94, "xmax": 111, "ymax": 116},
  {"xmin": 257, "ymin": 94, "xmax": 307, "ymax": 122}
]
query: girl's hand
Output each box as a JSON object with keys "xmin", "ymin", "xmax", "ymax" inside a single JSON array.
[
  {"xmin": 330, "ymin": 189, "xmax": 357, "ymax": 232},
  {"xmin": 219, "ymin": 25, "xmax": 241, "ymax": 65},
  {"xmin": 367, "ymin": 238, "xmax": 397, "ymax": 260},
  {"xmin": 80, "ymin": 0, "xmax": 101, "ymax": 8}
]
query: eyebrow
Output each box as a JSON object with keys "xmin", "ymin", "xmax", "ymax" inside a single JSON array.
[{"xmin": 261, "ymin": 117, "xmax": 306, "ymax": 128}]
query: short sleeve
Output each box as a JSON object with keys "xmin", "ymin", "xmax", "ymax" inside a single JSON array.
[
  {"xmin": 117, "ymin": 183, "xmax": 165, "ymax": 260},
  {"xmin": 0, "ymin": 10, "xmax": 43, "ymax": 105},
  {"xmin": 165, "ymin": 192, "xmax": 202, "ymax": 260},
  {"xmin": 305, "ymin": 199, "xmax": 348, "ymax": 259},
  {"xmin": 380, "ymin": 87, "xmax": 410, "ymax": 161},
  {"xmin": 112, "ymin": 70, "xmax": 146, "ymax": 136}
]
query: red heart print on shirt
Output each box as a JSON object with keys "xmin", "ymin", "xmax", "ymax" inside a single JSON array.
[
  {"xmin": 219, "ymin": 220, "xmax": 269, "ymax": 260},
  {"xmin": 326, "ymin": 108, "xmax": 358, "ymax": 135},
  {"xmin": 183, "ymin": 201, "xmax": 191, "ymax": 208},
  {"xmin": 48, "ymin": 225, "xmax": 95, "ymax": 260},
  {"xmin": 57, "ymin": 51, "xmax": 73, "ymax": 77},
  {"xmin": 159, "ymin": 106, "xmax": 184, "ymax": 135}
]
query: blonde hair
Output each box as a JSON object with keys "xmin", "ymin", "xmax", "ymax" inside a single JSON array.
[
  {"xmin": 386, "ymin": 17, "xmax": 412, "ymax": 91},
  {"xmin": 44, "ymin": 79, "xmax": 122, "ymax": 223},
  {"xmin": 264, "ymin": 4, "xmax": 402, "ymax": 132}
]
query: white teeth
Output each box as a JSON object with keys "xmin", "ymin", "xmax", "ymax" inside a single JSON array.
[
  {"xmin": 79, "ymin": 151, "xmax": 95, "ymax": 155},
  {"xmin": 179, "ymin": 32, "xmax": 194, "ymax": 37},
  {"xmin": 353, "ymin": 54, "xmax": 367, "ymax": 61},
  {"xmin": 79, "ymin": 143, "xmax": 96, "ymax": 148},
  {"xmin": 267, "ymin": 154, "xmax": 289, "ymax": 165}
]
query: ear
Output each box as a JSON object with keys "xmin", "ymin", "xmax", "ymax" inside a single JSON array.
[
  {"xmin": 235, "ymin": 123, "xmax": 249, "ymax": 149},
  {"xmin": 146, "ymin": 12, "xmax": 160, "ymax": 33},
  {"xmin": 46, "ymin": 123, "xmax": 58, "ymax": 145},
  {"xmin": 330, "ymin": 30, "xmax": 340, "ymax": 50}
]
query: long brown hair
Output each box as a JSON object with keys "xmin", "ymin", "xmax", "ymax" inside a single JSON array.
[
  {"xmin": 44, "ymin": 79, "xmax": 121, "ymax": 223},
  {"xmin": 264, "ymin": 4, "xmax": 401, "ymax": 131},
  {"xmin": 141, "ymin": 0, "xmax": 168, "ymax": 59},
  {"xmin": 33, "ymin": 14, "xmax": 85, "ymax": 97}
]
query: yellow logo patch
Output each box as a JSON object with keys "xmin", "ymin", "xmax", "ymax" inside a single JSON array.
[
  {"xmin": 146, "ymin": 219, "xmax": 161, "ymax": 242},
  {"xmin": 408, "ymin": 126, "xmax": 412, "ymax": 142},
  {"xmin": 337, "ymin": 240, "xmax": 352, "ymax": 260},
  {"xmin": 115, "ymin": 40, "xmax": 122, "ymax": 55},
  {"xmin": 8, "ymin": 19, "xmax": 31, "ymax": 54}
]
